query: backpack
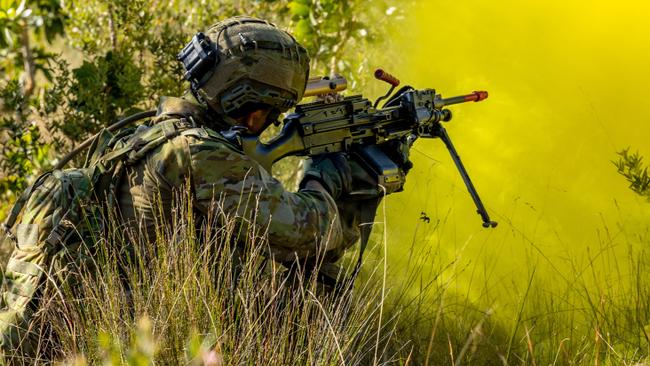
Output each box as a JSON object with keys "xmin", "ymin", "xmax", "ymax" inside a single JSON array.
[{"xmin": 0, "ymin": 117, "xmax": 196, "ymax": 355}]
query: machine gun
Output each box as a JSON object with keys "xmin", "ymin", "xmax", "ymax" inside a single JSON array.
[
  {"xmin": 241, "ymin": 70, "xmax": 497, "ymax": 228},
  {"xmin": 55, "ymin": 70, "xmax": 497, "ymax": 228}
]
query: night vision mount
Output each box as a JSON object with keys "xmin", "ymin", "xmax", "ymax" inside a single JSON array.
[{"xmin": 177, "ymin": 32, "xmax": 219, "ymax": 89}]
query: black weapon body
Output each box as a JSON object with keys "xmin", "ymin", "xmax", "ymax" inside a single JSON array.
[{"xmin": 241, "ymin": 87, "xmax": 497, "ymax": 228}]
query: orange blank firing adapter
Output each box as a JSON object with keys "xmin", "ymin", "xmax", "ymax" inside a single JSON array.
[{"xmin": 466, "ymin": 91, "xmax": 488, "ymax": 102}]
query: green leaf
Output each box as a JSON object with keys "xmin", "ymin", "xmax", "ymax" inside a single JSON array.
[
  {"xmin": 319, "ymin": 0, "xmax": 336, "ymax": 13},
  {"xmin": 293, "ymin": 18, "xmax": 312, "ymax": 40},
  {"xmin": 20, "ymin": 7, "xmax": 30, "ymax": 19},
  {"xmin": 14, "ymin": 0, "xmax": 23, "ymax": 16},
  {"xmin": 288, "ymin": 1, "xmax": 310, "ymax": 18},
  {"xmin": 0, "ymin": 0, "xmax": 14, "ymax": 14},
  {"xmin": 3, "ymin": 26, "xmax": 14, "ymax": 47}
]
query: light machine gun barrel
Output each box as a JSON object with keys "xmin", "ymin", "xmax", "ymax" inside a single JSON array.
[{"xmin": 241, "ymin": 78, "xmax": 497, "ymax": 228}]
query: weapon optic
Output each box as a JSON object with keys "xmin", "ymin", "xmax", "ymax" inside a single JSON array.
[
  {"xmin": 241, "ymin": 69, "xmax": 497, "ymax": 228},
  {"xmin": 303, "ymin": 75, "xmax": 348, "ymax": 98}
]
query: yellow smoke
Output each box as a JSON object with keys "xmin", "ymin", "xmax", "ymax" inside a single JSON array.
[{"xmin": 382, "ymin": 0, "xmax": 650, "ymax": 307}]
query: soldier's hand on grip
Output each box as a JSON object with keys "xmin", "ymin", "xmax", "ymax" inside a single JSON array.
[
  {"xmin": 300, "ymin": 153, "xmax": 352, "ymax": 199},
  {"xmin": 347, "ymin": 159, "xmax": 384, "ymax": 196},
  {"xmin": 347, "ymin": 136, "xmax": 414, "ymax": 198},
  {"xmin": 382, "ymin": 135, "xmax": 415, "ymax": 176}
]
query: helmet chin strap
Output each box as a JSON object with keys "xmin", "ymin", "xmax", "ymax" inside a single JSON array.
[
  {"xmin": 267, "ymin": 108, "xmax": 282, "ymax": 127},
  {"xmin": 221, "ymin": 114, "xmax": 241, "ymax": 129},
  {"xmin": 222, "ymin": 114, "xmax": 261, "ymax": 136}
]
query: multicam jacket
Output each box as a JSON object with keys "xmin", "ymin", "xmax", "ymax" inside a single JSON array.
[{"xmin": 117, "ymin": 96, "xmax": 354, "ymax": 262}]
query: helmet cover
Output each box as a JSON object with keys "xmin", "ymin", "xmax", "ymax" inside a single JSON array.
[{"xmin": 178, "ymin": 16, "xmax": 310, "ymax": 125}]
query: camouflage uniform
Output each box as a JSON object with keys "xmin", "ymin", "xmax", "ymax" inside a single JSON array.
[{"xmin": 117, "ymin": 95, "xmax": 357, "ymax": 262}]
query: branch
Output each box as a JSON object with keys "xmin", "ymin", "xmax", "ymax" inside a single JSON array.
[
  {"xmin": 108, "ymin": 4, "xmax": 118, "ymax": 51},
  {"xmin": 20, "ymin": 22, "xmax": 35, "ymax": 98}
]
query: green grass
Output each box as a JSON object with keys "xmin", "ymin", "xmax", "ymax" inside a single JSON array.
[{"xmin": 1, "ymin": 188, "xmax": 649, "ymax": 365}]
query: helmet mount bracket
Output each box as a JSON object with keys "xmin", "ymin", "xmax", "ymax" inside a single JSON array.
[{"xmin": 177, "ymin": 32, "xmax": 219, "ymax": 89}]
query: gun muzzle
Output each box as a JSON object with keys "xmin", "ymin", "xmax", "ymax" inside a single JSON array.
[
  {"xmin": 466, "ymin": 91, "xmax": 488, "ymax": 102},
  {"xmin": 303, "ymin": 75, "xmax": 348, "ymax": 98}
]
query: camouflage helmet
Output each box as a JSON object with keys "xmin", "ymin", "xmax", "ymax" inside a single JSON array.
[{"xmin": 177, "ymin": 16, "xmax": 310, "ymax": 125}]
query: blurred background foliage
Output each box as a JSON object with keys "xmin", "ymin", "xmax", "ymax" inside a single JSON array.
[{"xmin": 0, "ymin": 0, "xmax": 404, "ymax": 203}]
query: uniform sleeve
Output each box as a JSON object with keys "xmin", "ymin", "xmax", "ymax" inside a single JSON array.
[{"xmin": 156, "ymin": 134, "xmax": 348, "ymax": 262}]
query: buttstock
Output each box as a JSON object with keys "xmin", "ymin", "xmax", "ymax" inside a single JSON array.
[{"xmin": 240, "ymin": 120, "xmax": 307, "ymax": 173}]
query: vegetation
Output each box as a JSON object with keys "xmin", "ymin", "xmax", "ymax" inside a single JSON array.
[
  {"xmin": 24, "ymin": 191, "xmax": 407, "ymax": 364},
  {"xmin": 0, "ymin": 0, "xmax": 398, "ymax": 199},
  {"xmin": 614, "ymin": 148, "xmax": 650, "ymax": 201},
  {"xmin": 1, "ymin": 0, "xmax": 650, "ymax": 365},
  {"xmin": 6, "ymin": 187, "xmax": 650, "ymax": 365}
]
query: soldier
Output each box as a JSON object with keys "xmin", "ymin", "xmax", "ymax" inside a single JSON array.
[
  {"xmin": 117, "ymin": 16, "xmax": 364, "ymax": 266},
  {"xmin": 0, "ymin": 16, "xmax": 411, "ymax": 362}
]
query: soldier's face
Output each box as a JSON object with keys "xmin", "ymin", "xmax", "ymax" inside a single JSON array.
[{"xmin": 237, "ymin": 108, "xmax": 273, "ymax": 135}]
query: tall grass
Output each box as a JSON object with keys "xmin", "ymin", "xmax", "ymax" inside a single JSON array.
[
  {"xmin": 2, "ymin": 186, "xmax": 649, "ymax": 364},
  {"xmin": 373, "ymin": 218, "xmax": 650, "ymax": 365},
  {"xmin": 13, "ymin": 188, "xmax": 407, "ymax": 365}
]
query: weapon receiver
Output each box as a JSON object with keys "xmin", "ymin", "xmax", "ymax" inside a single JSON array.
[{"xmin": 242, "ymin": 69, "xmax": 497, "ymax": 228}]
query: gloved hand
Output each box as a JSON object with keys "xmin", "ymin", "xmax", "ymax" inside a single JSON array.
[
  {"xmin": 344, "ymin": 136, "xmax": 415, "ymax": 198},
  {"xmin": 380, "ymin": 135, "xmax": 415, "ymax": 176},
  {"xmin": 300, "ymin": 153, "xmax": 352, "ymax": 199},
  {"xmin": 346, "ymin": 158, "xmax": 382, "ymax": 197},
  {"xmin": 300, "ymin": 135, "xmax": 415, "ymax": 199}
]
